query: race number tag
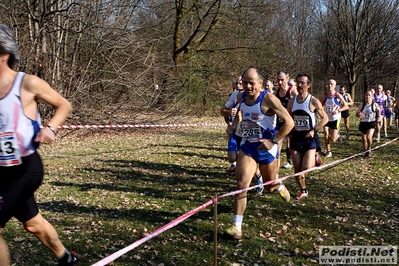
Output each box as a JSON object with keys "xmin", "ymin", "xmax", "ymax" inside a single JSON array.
[
  {"xmin": 0, "ymin": 132, "xmax": 22, "ymax": 166},
  {"xmin": 294, "ymin": 115, "xmax": 310, "ymax": 131},
  {"xmin": 361, "ymin": 111, "xmax": 375, "ymax": 122},
  {"xmin": 235, "ymin": 122, "xmax": 243, "ymax": 137},
  {"xmin": 241, "ymin": 120, "xmax": 262, "ymax": 142},
  {"xmin": 325, "ymin": 106, "xmax": 334, "ymax": 113}
]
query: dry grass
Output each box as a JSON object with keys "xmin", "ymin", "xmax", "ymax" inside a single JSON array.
[{"xmin": 3, "ymin": 117, "xmax": 399, "ymax": 266}]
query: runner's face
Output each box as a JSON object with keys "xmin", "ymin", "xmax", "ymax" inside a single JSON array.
[
  {"xmin": 296, "ymin": 76, "xmax": 310, "ymax": 94},
  {"xmin": 327, "ymin": 80, "xmax": 336, "ymax": 92},
  {"xmin": 277, "ymin": 73, "xmax": 288, "ymax": 89},
  {"xmin": 265, "ymin": 81, "xmax": 272, "ymax": 90},
  {"xmin": 365, "ymin": 93, "xmax": 373, "ymax": 102},
  {"xmin": 242, "ymin": 71, "xmax": 262, "ymax": 96},
  {"xmin": 237, "ymin": 79, "xmax": 243, "ymax": 90}
]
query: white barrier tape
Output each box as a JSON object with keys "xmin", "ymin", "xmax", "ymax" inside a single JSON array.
[
  {"xmin": 57, "ymin": 123, "xmax": 225, "ymax": 129},
  {"xmin": 91, "ymin": 137, "xmax": 397, "ymax": 265}
]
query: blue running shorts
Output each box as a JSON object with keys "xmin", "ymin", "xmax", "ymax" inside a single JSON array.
[{"xmin": 240, "ymin": 140, "xmax": 278, "ymax": 165}]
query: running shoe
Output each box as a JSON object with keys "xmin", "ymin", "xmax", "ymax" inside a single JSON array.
[
  {"xmin": 326, "ymin": 151, "xmax": 332, "ymax": 158},
  {"xmin": 225, "ymin": 225, "xmax": 242, "ymax": 240},
  {"xmin": 383, "ymin": 134, "xmax": 388, "ymax": 138},
  {"xmin": 282, "ymin": 162, "xmax": 292, "ymax": 169},
  {"xmin": 338, "ymin": 133, "xmax": 343, "ymax": 144},
  {"xmin": 256, "ymin": 175, "xmax": 264, "ymax": 194},
  {"xmin": 225, "ymin": 165, "xmax": 236, "ymax": 174},
  {"xmin": 296, "ymin": 191, "xmax": 308, "ymax": 200},
  {"xmin": 346, "ymin": 132, "xmax": 350, "ymax": 140},
  {"xmin": 315, "ymin": 152, "xmax": 322, "ymax": 166},
  {"xmin": 278, "ymin": 183, "xmax": 290, "ymax": 203},
  {"xmin": 59, "ymin": 251, "xmax": 79, "ymax": 266}
]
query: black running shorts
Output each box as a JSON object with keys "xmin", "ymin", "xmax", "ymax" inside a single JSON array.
[
  {"xmin": 325, "ymin": 119, "xmax": 340, "ymax": 130},
  {"xmin": 290, "ymin": 133, "xmax": 321, "ymax": 154},
  {"xmin": 341, "ymin": 110, "xmax": 350, "ymax": 118},
  {"xmin": 0, "ymin": 152, "xmax": 43, "ymax": 228},
  {"xmin": 359, "ymin": 122, "xmax": 376, "ymax": 134}
]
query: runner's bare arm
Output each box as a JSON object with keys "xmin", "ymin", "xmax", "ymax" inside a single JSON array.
[
  {"xmin": 23, "ymin": 74, "xmax": 71, "ymax": 130},
  {"xmin": 264, "ymin": 93, "xmax": 294, "ymax": 141},
  {"xmin": 311, "ymin": 96, "xmax": 328, "ymax": 132},
  {"xmin": 227, "ymin": 92, "xmax": 243, "ymax": 135},
  {"xmin": 346, "ymin": 93, "xmax": 354, "ymax": 107},
  {"xmin": 337, "ymin": 94, "xmax": 348, "ymax": 112}
]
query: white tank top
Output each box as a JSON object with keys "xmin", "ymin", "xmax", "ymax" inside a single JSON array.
[
  {"xmin": 292, "ymin": 94, "xmax": 317, "ymax": 137},
  {"xmin": 0, "ymin": 72, "xmax": 41, "ymax": 166},
  {"xmin": 324, "ymin": 95, "xmax": 341, "ymax": 121},
  {"xmin": 360, "ymin": 103, "xmax": 376, "ymax": 123}
]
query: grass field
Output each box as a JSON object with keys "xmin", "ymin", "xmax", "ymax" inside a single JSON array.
[{"xmin": 3, "ymin": 117, "xmax": 399, "ymax": 266}]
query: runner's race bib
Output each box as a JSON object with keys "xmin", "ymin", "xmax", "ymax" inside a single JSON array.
[
  {"xmin": 241, "ymin": 120, "xmax": 262, "ymax": 142},
  {"xmin": 0, "ymin": 132, "xmax": 22, "ymax": 166},
  {"xmin": 235, "ymin": 122, "xmax": 243, "ymax": 137},
  {"xmin": 325, "ymin": 105, "xmax": 334, "ymax": 113},
  {"xmin": 361, "ymin": 111, "xmax": 375, "ymax": 122},
  {"xmin": 294, "ymin": 115, "xmax": 310, "ymax": 131}
]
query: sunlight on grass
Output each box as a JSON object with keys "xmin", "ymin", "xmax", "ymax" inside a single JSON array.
[{"xmin": 3, "ymin": 123, "xmax": 398, "ymax": 265}]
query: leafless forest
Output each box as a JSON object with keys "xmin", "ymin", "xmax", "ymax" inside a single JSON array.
[{"xmin": 1, "ymin": 0, "xmax": 399, "ymax": 124}]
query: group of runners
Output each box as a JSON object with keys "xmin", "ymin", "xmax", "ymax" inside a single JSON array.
[
  {"xmin": 220, "ymin": 68, "xmax": 396, "ymax": 239},
  {"xmin": 1, "ymin": 19, "xmax": 397, "ymax": 261}
]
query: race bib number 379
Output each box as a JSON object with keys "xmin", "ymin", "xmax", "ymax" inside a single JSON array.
[{"xmin": 294, "ymin": 115, "xmax": 311, "ymax": 131}]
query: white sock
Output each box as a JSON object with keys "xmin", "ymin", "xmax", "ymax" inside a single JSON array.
[
  {"xmin": 233, "ymin": 215, "xmax": 243, "ymax": 230},
  {"xmin": 277, "ymin": 182, "xmax": 284, "ymax": 192}
]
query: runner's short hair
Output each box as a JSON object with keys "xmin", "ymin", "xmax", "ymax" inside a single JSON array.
[
  {"xmin": 0, "ymin": 24, "xmax": 20, "ymax": 68},
  {"xmin": 296, "ymin": 72, "xmax": 312, "ymax": 84}
]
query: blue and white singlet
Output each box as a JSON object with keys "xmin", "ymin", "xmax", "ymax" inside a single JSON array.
[
  {"xmin": 324, "ymin": 92, "xmax": 341, "ymax": 121},
  {"xmin": 239, "ymin": 90, "xmax": 277, "ymax": 144}
]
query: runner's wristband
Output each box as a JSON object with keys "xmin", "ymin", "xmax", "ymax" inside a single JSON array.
[{"xmin": 47, "ymin": 125, "xmax": 56, "ymax": 135}]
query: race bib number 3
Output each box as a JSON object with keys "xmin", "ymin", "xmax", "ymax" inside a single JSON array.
[
  {"xmin": 294, "ymin": 115, "xmax": 310, "ymax": 131},
  {"xmin": 0, "ymin": 132, "xmax": 22, "ymax": 166}
]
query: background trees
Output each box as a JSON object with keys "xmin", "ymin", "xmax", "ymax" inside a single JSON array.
[
  {"xmin": 1, "ymin": 0, "xmax": 398, "ymax": 123},
  {"xmin": 320, "ymin": 0, "xmax": 399, "ymax": 99}
]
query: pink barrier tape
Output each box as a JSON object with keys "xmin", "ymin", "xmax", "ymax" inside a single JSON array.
[
  {"xmin": 57, "ymin": 123, "xmax": 225, "ymax": 129},
  {"xmin": 91, "ymin": 137, "xmax": 397, "ymax": 265},
  {"xmin": 91, "ymin": 199, "xmax": 215, "ymax": 266}
]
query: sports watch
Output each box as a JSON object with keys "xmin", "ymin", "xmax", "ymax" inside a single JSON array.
[{"xmin": 272, "ymin": 137, "xmax": 279, "ymax": 144}]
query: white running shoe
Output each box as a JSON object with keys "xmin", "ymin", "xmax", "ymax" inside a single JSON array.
[
  {"xmin": 256, "ymin": 175, "xmax": 264, "ymax": 194},
  {"xmin": 282, "ymin": 162, "xmax": 292, "ymax": 169}
]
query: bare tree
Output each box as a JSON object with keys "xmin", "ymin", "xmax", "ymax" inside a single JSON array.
[{"xmin": 320, "ymin": 0, "xmax": 399, "ymax": 99}]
